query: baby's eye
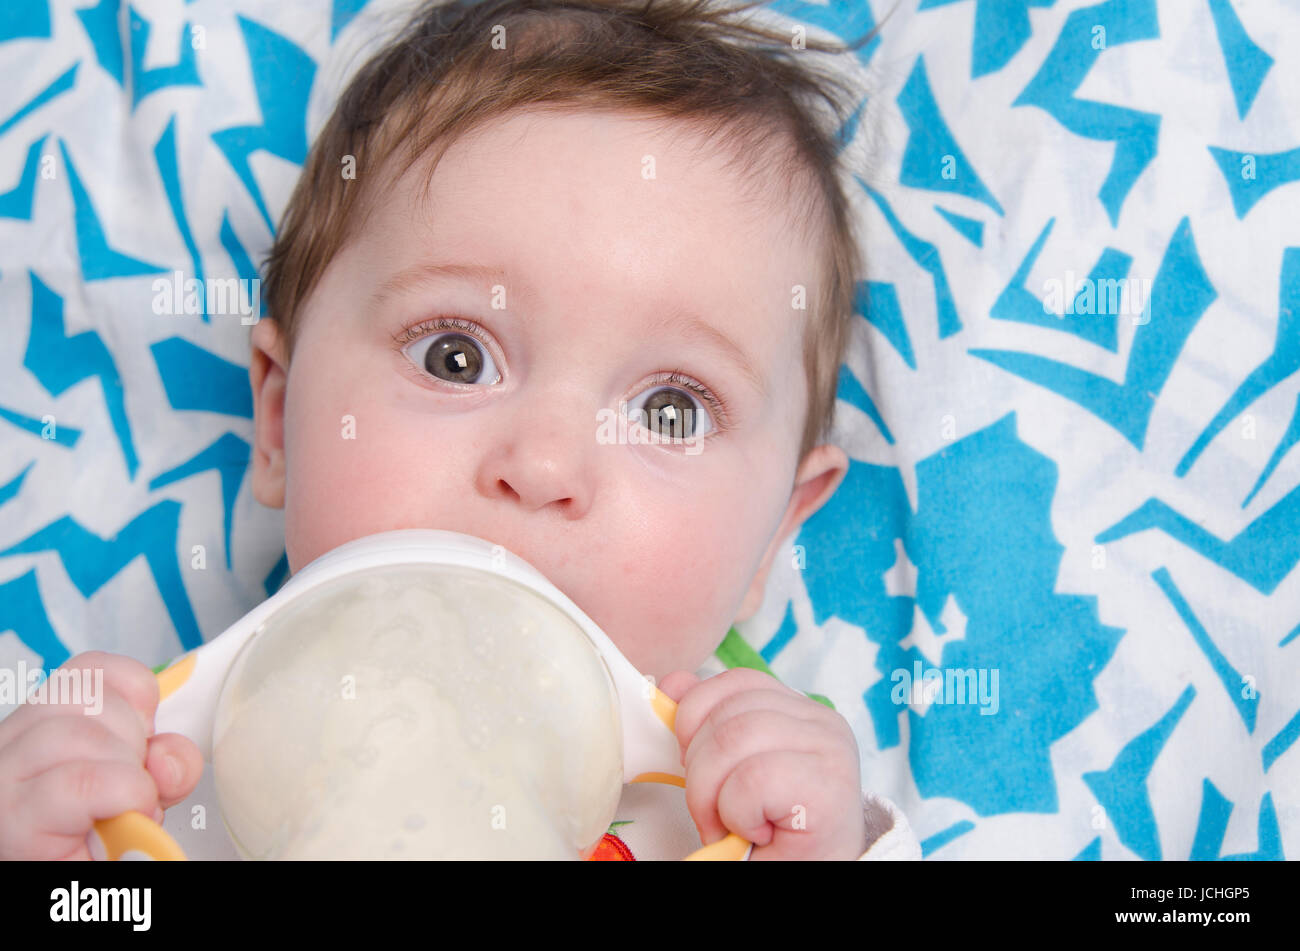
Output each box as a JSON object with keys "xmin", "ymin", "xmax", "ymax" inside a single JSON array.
[
  {"xmin": 624, "ymin": 383, "xmax": 714, "ymax": 440},
  {"xmin": 403, "ymin": 330, "xmax": 501, "ymax": 385}
]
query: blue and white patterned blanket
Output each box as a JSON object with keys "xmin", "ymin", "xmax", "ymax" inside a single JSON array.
[{"xmin": 1, "ymin": 0, "xmax": 1296, "ymax": 860}]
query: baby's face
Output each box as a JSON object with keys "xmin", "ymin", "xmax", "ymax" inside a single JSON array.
[{"xmin": 250, "ymin": 106, "xmax": 846, "ymax": 680}]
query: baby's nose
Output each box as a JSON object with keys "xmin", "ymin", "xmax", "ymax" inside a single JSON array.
[
  {"xmin": 473, "ymin": 403, "xmax": 597, "ymax": 518},
  {"xmin": 487, "ymin": 465, "xmax": 586, "ymax": 517}
]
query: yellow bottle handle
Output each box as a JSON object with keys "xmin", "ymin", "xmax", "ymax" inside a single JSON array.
[
  {"xmin": 88, "ymin": 811, "xmax": 187, "ymax": 861},
  {"xmin": 91, "ymin": 668, "xmax": 752, "ymax": 861},
  {"xmin": 89, "ymin": 803, "xmax": 749, "ymax": 860}
]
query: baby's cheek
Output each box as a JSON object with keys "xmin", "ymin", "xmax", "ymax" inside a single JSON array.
[
  {"xmin": 282, "ymin": 422, "xmax": 352, "ymax": 572},
  {"xmin": 610, "ymin": 511, "xmax": 755, "ymax": 678},
  {"xmin": 281, "ymin": 385, "xmax": 405, "ymax": 572}
]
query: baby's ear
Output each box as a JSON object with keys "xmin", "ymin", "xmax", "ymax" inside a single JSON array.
[
  {"xmin": 249, "ymin": 319, "xmax": 288, "ymax": 509},
  {"xmin": 736, "ymin": 444, "xmax": 849, "ymax": 621}
]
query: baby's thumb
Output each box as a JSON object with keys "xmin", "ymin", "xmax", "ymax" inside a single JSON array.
[
  {"xmin": 658, "ymin": 670, "xmax": 701, "ymax": 704},
  {"xmin": 144, "ymin": 733, "xmax": 204, "ymax": 810}
]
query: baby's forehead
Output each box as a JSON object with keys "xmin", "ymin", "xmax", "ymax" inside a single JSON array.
[
  {"xmin": 416, "ymin": 127, "xmax": 806, "ymax": 281},
  {"xmin": 347, "ymin": 110, "xmax": 813, "ymax": 279},
  {"xmin": 384, "ymin": 101, "xmax": 816, "ymax": 237}
]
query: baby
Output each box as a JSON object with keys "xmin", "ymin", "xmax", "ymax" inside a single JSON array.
[{"xmin": 0, "ymin": 0, "xmax": 918, "ymax": 861}]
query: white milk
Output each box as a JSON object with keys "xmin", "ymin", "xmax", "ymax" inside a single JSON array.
[{"xmin": 211, "ymin": 564, "xmax": 624, "ymax": 859}]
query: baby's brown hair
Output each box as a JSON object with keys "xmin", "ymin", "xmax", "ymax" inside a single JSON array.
[{"xmin": 264, "ymin": 0, "xmax": 874, "ymax": 460}]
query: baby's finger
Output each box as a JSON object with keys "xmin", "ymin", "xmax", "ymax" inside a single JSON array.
[
  {"xmin": 2, "ymin": 653, "xmax": 157, "ymax": 741},
  {"xmin": 0, "ymin": 819, "xmax": 92, "ymax": 862},
  {"xmin": 54, "ymin": 842, "xmax": 94, "ymax": 861},
  {"xmin": 716, "ymin": 751, "xmax": 826, "ymax": 858},
  {"xmin": 43, "ymin": 678, "xmax": 149, "ymax": 736},
  {"xmin": 657, "ymin": 670, "xmax": 700, "ymax": 704},
  {"xmin": 682, "ymin": 709, "xmax": 826, "ymax": 845},
  {"xmin": 684, "ymin": 692, "xmax": 829, "ymax": 776},
  {"xmin": 20, "ymin": 759, "xmax": 160, "ymax": 838},
  {"xmin": 671, "ymin": 667, "xmax": 798, "ymax": 759},
  {"xmin": 84, "ymin": 652, "xmax": 160, "ymax": 736},
  {"xmin": 145, "ymin": 733, "xmax": 204, "ymax": 809},
  {"xmin": 0, "ymin": 687, "xmax": 153, "ymax": 770},
  {"xmin": 0, "ymin": 715, "xmax": 143, "ymax": 783}
]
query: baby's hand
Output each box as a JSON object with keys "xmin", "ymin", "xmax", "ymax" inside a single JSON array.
[
  {"xmin": 660, "ymin": 667, "xmax": 867, "ymax": 860},
  {"xmin": 0, "ymin": 651, "xmax": 204, "ymax": 860}
]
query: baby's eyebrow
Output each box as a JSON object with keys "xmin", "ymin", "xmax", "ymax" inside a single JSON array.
[
  {"xmin": 372, "ymin": 262, "xmax": 509, "ymax": 308},
  {"xmin": 644, "ymin": 306, "xmax": 766, "ymax": 397}
]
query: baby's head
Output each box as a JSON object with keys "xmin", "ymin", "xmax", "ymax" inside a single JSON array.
[{"xmin": 248, "ymin": 0, "xmax": 870, "ymax": 680}]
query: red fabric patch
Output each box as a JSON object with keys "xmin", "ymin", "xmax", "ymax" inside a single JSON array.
[{"xmin": 587, "ymin": 832, "xmax": 636, "ymax": 861}]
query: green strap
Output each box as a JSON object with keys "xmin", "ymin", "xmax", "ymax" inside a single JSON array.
[{"xmin": 714, "ymin": 626, "xmax": 836, "ymax": 712}]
